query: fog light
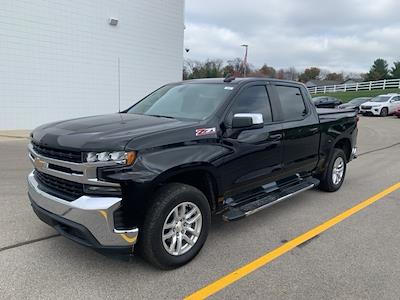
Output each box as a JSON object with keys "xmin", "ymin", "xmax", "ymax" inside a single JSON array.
[{"xmin": 84, "ymin": 185, "xmax": 121, "ymax": 195}]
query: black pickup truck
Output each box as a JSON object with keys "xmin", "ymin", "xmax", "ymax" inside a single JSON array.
[{"xmin": 28, "ymin": 78, "xmax": 358, "ymax": 269}]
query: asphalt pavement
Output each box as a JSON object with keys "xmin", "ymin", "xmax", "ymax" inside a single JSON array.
[{"xmin": 0, "ymin": 116, "xmax": 399, "ymax": 299}]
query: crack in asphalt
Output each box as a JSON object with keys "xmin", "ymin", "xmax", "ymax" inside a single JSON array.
[
  {"xmin": 358, "ymin": 142, "xmax": 400, "ymax": 157},
  {"xmin": 0, "ymin": 234, "xmax": 60, "ymax": 253}
]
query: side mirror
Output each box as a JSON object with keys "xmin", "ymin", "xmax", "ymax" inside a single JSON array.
[{"xmin": 232, "ymin": 113, "xmax": 263, "ymax": 129}]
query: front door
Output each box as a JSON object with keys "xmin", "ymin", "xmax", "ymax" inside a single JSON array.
[{"xmin": 219, "ymin": 84, "xmax": 284, "ymax": 196}]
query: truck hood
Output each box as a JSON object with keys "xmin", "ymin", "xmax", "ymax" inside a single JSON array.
[{"xmin": 31, "ymin": 113, "xmax": 197, "ymax": 151}]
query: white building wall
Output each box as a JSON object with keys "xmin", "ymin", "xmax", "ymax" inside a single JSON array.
[{"xmin": 0, "ymin": 0, "xmax": 184, "ymax": 129}]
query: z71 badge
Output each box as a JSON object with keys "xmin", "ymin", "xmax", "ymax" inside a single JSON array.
[{"xmin": 195, "ymin": 127, "xmax": 216, "ymax": 136}]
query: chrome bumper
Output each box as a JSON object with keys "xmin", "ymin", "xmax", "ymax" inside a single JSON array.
[{"xmin": 28, "ymin": 172, "xmax": 138, "ymax": 248}]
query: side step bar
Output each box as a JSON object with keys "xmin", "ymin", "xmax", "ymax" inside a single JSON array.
[{"xmin": 222, "ymin": 177, "xmax": 320, "ymax": 222}]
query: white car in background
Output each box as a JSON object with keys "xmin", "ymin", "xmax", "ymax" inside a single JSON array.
[{"xmin": 359, "ymin": 94, "xmax": 400, "ymax": 117}]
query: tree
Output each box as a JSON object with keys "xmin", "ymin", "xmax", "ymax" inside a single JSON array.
[
  {"xmin": 184, "ymin": 59, "xmax": 224, "ymax": 79},
  {"xmin": 276, "ymin": 69, "xmax": 285, "ymax": 79},
  {"xmin": 390, "ymin": 61, "xmax": 400, "ymax": 79},
  {"xmin": 225, "ymin": 57, "xmax": 250, "ymax": 77},
  {"xmin": 257, "ymin": 64, "xmax": 276, "ymax": 78},
  {"xmin": 365, "ymin": 58, "xmax": 390, "ymax": 81},
  {"xmin": 285, "ymin": 67, "xmax": 298, "ymax": 81},
  {"xmin": 325, "ymin": 72, "xmax": 344, "ymax": 82},
  {"xmin": 298, "ymin": 67, "xmax": 321, "ymax": 82}
]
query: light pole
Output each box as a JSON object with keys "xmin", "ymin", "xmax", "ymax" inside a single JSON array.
[{"xmin": 241, "ymin": 44, "xmax": 248, "ymax": 77}]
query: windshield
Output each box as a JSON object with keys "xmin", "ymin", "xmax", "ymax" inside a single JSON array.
[
  {"xmin": 370, "ymin": 96, "xmax": 391, "ymax": 103},
  {"xmin": 127, "ymin": 83, "xmax": 233, "ymax": 120},
  {"xmin": 349, "ymin": 98, "xmax": 368, "ymax": 105}
]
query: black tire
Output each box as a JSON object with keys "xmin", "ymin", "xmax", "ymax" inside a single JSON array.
[
  {"xmin": 380, "ymin": 107, "xmax": 388, "ymax": 117},
  {"xmin": 137, "ymin": 183, "xmax": 211, "ymax": 269},
  {"xmin": 318, "ymin": 148, "xmax": 347, "ymax": 192}
]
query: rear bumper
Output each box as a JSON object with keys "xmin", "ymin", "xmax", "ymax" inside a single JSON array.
[
  {"xmin": 27, "ymin": 172, "xmax": 138, "ymax": 253},
  {"xmin": 351, "ymin": 147, "xmax": 358, "ymax": 159}
]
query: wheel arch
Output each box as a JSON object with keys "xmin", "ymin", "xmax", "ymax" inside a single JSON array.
[
  {"xmin": 333, "ymin": 138, "xmax": 352, "ymax": 162},
  {"xmin": 152, "ymin": 163, "xmax": 221, "ymax": 211}
]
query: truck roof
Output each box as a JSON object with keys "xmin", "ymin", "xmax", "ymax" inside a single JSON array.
[{"xmin": 182, "ymin": 77, "xmax": 305, "ymax": 86}]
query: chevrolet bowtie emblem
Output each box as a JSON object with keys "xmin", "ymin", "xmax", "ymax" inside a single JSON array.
[{"xmin": 34, "ymin": 157, "xmax": 46, "ymax": 169}]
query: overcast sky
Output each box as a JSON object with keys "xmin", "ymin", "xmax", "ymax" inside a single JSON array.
[{"xmin": 184, "ymin": 0, "xmax": 400, "ymax": 73}]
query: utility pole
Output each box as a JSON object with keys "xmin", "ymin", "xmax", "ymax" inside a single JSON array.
[{"xmin": 241, "ymin": 44, "xmax": 248, "ymax": 77}]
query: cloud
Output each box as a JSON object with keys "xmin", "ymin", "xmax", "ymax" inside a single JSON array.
[{"xmin": 184, "ymin": 0, "xmax": 400, "ymax": 73}]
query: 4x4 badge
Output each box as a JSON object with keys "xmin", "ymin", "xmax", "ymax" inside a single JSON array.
[{"xmin": 195, "ymin": 127, "xmax": 216, "ymax": 136}]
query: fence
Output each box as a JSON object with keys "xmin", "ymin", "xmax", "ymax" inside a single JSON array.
[{"xmin": 307, "ymin": 78, "xmax": 400, "ymax": 94}]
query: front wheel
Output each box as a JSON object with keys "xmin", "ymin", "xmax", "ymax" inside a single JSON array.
[
  {"xmin": 318, "ymin": 148, "xmax": 347, "ymax": 192},
  {"xmin": 138, "ymin": 183, "xmax": 211, "ymax": 269},
  {"xmin": 380, "ymin": 107, "xmax": 388, "ymax": 117}
]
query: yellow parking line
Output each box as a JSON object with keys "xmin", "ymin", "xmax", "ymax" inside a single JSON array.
[{"xmin": 184, "ymin": 182, "xmax": 400, "ymax": 300}]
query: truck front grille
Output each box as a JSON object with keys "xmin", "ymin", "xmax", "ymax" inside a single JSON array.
[
  {"xmin": 35, "ymin": 171, "xmax": 84, "ymax": 201},
  {"xmin": 32, "ymin": 142, "xmax": 82, "ymax": 163}
]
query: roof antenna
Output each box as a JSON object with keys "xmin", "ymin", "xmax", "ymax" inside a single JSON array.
[
  {"xmin": 118, "ymin": 56, "xmax": 121, "ymax": 113},
  {"xmin": 224, "ymin": 73, "xmax": 235, "ymax": 83}
]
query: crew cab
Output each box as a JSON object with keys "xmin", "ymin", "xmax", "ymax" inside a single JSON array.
[
  {"xmin": 359, "ymin": 93, "xmax": 400, "ymax": 116},
  {"xmin": 28, "ymin": 78, "xmax": 358, "ymax": 269}
]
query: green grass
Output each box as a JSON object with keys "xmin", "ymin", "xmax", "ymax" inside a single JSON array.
[{"xmin": 312, "ymin": 88, "xmax": 400, "ymax": 103}]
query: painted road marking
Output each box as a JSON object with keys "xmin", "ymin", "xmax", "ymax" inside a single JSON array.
[{"xmin": 185, "ymin": 182, "xmax": 400, "ymax": 300}]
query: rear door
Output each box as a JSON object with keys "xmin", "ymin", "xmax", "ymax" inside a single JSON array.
[{"xmin": 272, "ymin": 84, "xmax": 320, "ymax": 177}]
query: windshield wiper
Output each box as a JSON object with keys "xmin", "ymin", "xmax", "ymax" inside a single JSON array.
[{"xmin": 147, "ymin": 114, "xmax": 176, "ymax": 119}]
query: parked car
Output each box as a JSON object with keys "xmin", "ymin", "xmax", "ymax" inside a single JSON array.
[
  {"xmin": 312, "ymin": 96, "xmax": 342, "ymax": 108},
  {"xmin": 27, "ymin": 78, "xmax": 358, "ymax": 269},
  {"xmin": 359, "ymin": 93, "xmax": 400, "ymax": 117},
  {"xmin": 338, "ymin": 97, "xmax": 371, "ymax": 113},
  {"xmin": 394, "ymin": 107, "xmax": 400, "ymax": 118}
]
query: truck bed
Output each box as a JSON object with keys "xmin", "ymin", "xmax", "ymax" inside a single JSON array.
[{"xmin": 317, "ymin": 108, "xmax": 357, "ymax": 122}]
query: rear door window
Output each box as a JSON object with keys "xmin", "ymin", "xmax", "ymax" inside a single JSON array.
[{"xmin": 275, "ymin": 85, "xmax": 307, "ymax": 121}]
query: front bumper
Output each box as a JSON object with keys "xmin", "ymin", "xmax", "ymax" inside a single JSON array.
[
  {"xmin": 360, "ymin": 107, "xmax": 381, "ymax": 115},
  {"xmin": 28, "ymin": 172, "xmax": 138, "ymax": 253}
]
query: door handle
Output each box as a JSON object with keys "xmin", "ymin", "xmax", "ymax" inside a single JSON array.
[
  {"xmin": 267, "ymin": 133, "xmax": 282, "ymax": 141},
  {"xmin": 309, "ymin": 128, "xmax": 319, "ymax": 133}
]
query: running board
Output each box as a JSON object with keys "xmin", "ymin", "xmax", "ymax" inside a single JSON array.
[{"xmin": 222, "ymin": 177, "xmax": 319, "ymax": 222}]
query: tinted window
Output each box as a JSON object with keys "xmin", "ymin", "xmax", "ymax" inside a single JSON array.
[
  {"xmin": 229, "ymin": 86, "xmax": 272, "ymax": 123},
  {"xmin": 276, "ymin": 85, "xmax": 307, "ymax": 121},
  {"xmin": 127, "ymin": 83, "xmax": 233, "ymax": 120},
  {"xmin": 370, "ymin": 96, "xmax": 391, "ymax": 103}
]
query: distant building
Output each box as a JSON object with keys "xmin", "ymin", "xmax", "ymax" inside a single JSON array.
[
  {"xmin": 342, "ymin": 78, "xmax": 364, "ymax": 84},
  {"xmin": 1, "ymin": 1, "xmax": 185, "ymax": 129},
  {"xmin": 305, "ymin": 80, "xmax": 342, "ymax": 88}
]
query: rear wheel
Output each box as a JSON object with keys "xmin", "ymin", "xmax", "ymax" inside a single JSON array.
[
  {"xmin": 138, "ymin": 183, "xmax": 211, "ymax": 269},
  {"xmin": 319, "ymin": 148, "xmax": 347, "ymax": 192},
  {"xmin": 380, "ymin": 107, "xmax": 388, "ymax": 117}
]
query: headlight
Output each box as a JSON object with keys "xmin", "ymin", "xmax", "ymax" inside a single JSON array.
[{"xmin": 85, "ymin": 151, "xmax": 136, "ymax": 165}]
